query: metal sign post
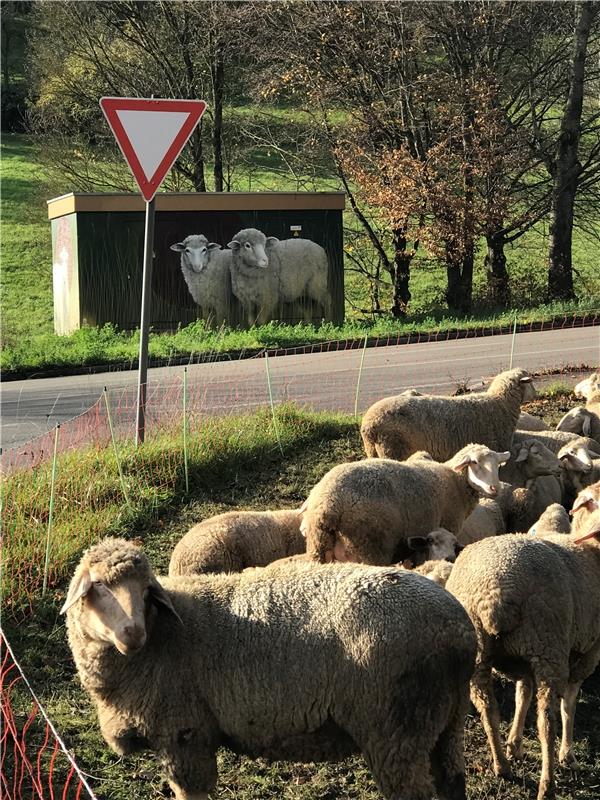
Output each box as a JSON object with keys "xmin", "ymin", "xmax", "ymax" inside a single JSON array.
[
  {"xmin": 99, "ymin": 96, "xmax": 206, "ymax": 447},
  {"xmin": 135, "ymin": 197, "xmax": 156, "ymax": 445}
]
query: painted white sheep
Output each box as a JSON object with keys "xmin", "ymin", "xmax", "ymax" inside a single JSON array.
[
  {"xmin": 301, "ymin": 443, "xmax": 509, "ymax": 564},
  {"xmin": 170, "ymin": 235, "xmax": 233, "ymax": 327},
  {"xmin": 227, "ymin": 228, "xmax": 331, "ymax": 326},
  {"xmin": 63, "ymin": 538, "xmax": 477, "ymax": 800},
  {"xmin": 361, "ymin": 368, "xmax": 536, "ymax": 462}
]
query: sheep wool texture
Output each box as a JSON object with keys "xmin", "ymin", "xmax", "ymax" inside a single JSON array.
[
  {"xmin": 528, "ymin": 503, "xmax": 571, "ymax": 536},
  {"xmin": 513, "ymin": 429, "xmax": 600, "ymax": 458},
  {"xmin": 302, "ymin": 444, "xmax": 489, "ymax": 564},
  {"xmin": 168, "ymin": 509, "xmax": 305, "ymax": 576},
  {"xmin": 361, "ymin": 368, "xmax": 532, "ymax": 462},
  {"xmin": 174, "ymin": 234, "xmax": 233, "ymax": 326},
  {"xmin": 66, "ymin": 539, "xmax": 476, "ymax": 800}
]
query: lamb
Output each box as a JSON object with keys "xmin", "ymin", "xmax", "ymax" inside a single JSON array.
[
  {"xmin": 360, "ymin": 368, "xmax": 535, "ymax": 462},
  {"xmin": 227, "ymin": 228, "xmax": 331, "ymax": 327},
  {"xmin": 168, "ymin": 509, "xmax": 305, "ymax": 576},
  {"xmin": 301, "ymin": 443, "xmax": 509, "ymax": 564},
  {"xmin": 63, "ymin": 537, "xmax": 477, "ymax": 800},
  {"xmin": 445, "ymin": 498, "xmax": 600, "ymax": 800},
  {"xmin": 518, "ymin": 411, "xmax": 549, "ymax": 431},
  {"xmin": 527, "ymin": 503, "xmax": 571, "ymax": 536},
  {"xmin": 513, "ymin": 428, "xmax": 600, "ymax": 458},
  {"xmin": 170, "ymin": 235, "xmax": 233, "ymax": 327}
]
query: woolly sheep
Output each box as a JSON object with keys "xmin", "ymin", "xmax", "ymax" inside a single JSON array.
[
  {"xmin": 170, "ymin": 235, "xmax": 233, "ymax": 327},
  {"xmin": 301, "ymin": 443, "xmax": 509, "ymax": 564},
  {"xmin": 555, "ymin": 406, "xmax": 598, "ymax": 439},
  {"xmin": 227, "ymin": 228, "xmax": 331, "ymax": 327},
  {"xmin": 361, "ymin": 368, "xmax": 535, "ymax": 462},
  {"xmin": 445, "ymin": 500, "xmax": 600, "ymax": 800},
  {"xmin": 513, "ymin": 429, "xmax": 600, "ymax": 458},
  {"xmin": 459, "ymin": 498, "xmax": 505, "ymax": 545},
  {"xmin": 574, "ymin": 371, "xmax": 599, "ymax": 400},
  {"xmin": 527, "ymin": 503, "xmax": 571, "ymax": 536},
  {"xmin": 556, "ymin": 441, "xmax": 595, "ymax": 507},
  {"xmin": 518, "ymin": 411, "xmax": 549, "ymax": 431},
  {"xmin": 168, "ymin": 509, "xmax": 304, "ymax": 576},
  {"xmin": 63, "ymin": 538, "xmax": 477, "ymax": 800}
]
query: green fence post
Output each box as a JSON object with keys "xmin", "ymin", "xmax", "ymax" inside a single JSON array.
[
  {"xmin": 42, "ymin": 424, "xmax": 60, "ymax": 597},
  {"xmin": 354, "ymin": 335, "xmax": 369, "ymax": 418},
  {"xmin": 103, "ymin": 387, "xmax": 131, "ymax": 510},
  {"xmin": 183, "ymin": 367, "xmax": 189, "ymax": 495},
  {"xmin": 265, "ymin": 351, "xmax": 284, "ymax": 455},
  {"xmin": 509, "ymin": 312, "xmax": 518, "ymax": 370}
]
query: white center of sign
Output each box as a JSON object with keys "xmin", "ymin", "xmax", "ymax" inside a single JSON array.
[{"xmin": 115, "ymin": 109, "xmax": 191, "ymax": 180}]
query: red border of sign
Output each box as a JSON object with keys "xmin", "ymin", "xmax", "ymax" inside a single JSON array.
[{"xmin": 99, "ymin": 97, "xmax": 207, "ymax": 202}]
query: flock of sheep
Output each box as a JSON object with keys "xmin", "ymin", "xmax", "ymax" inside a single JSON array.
[
  {"xmin": 171, "ymin": 228, "xmax": 331, "ymax": 327},
  {"xmin": 61, "ymin": 368, "xmax": 600, "ymax": 800}
]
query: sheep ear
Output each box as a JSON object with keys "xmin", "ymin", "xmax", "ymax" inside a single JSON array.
[
  {"xmin": 452, "ymin": 455, "xmax": 473, "ymax": 472},
  {"xmin": 227, "ymin": 240, "xmax": 241, "ymax": 251},
  {"xmin": 571, "ymin": 493, "xmax": 599, "ymax": 515},
  {"xmin": 497, "ymin": 451, "xmax": 511, "ymax": 465},
  {"xmin": 149, "ymin": 580, "xmax": 182, "ymax": 624},
  {"xmin": 60, "ymin": 569, "xmax": 93, "ymax": 614},
  {"xmin": 515, "ymin": 447, "xmax": 529, "ymax": 463},
  {"xmin": 407, "ymin": 536, "xmax": 427, "ymax": 550},
  {"xmin": 170, "ymin": 243, "xmax": 186, "ymax": 252},
  {"xmin": 266, "ymin": 236, "xmax": 279, "ymax": 248},
  {"xmin": 208, "ymin": 242, "xmax": 222, "ymax": 251},
  {"xmin": 519, "ymin": 376, "xmax": 532, "ymax": 383},
  {"xmin": 582, "ymin": 416, "xmax": 592, "ymax": 436}
]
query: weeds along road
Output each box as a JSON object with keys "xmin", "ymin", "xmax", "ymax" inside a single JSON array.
[{"xmin": 2, "ymin": 326, "xmax": 599, "ymax": 450}]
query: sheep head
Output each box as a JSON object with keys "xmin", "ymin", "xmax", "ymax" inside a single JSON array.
[
  {"xmin": 227, "ymin": 228, "xmax": 271, "ymax": 270},
  {"xmin": 448, "ymin": 444, "xmax": 510, "ymax": 498},
  {"xmin": 558, "ymin": 441, "xmax": 593, "ymax": 474},
  {"xmin": 407, "ymin": 528, "xmax": 463, "ymax": 565},
  {"xmin": 61, "ymin": 538, "xmax": 180, "ymax": 656},
  {"xmin": 512, "ymin": 439, "xmax": 563, "ymax": 481},
  {"xmin": 574, "ymin": 372, "xmax": 599, "ymax": 400},
  {"xmin": 487, "ymin": 368, "xmax": 536, "ymax": 402},
  {"xmin": 171, "ymin": 235, "xmax": 221, "ymax": 274}
]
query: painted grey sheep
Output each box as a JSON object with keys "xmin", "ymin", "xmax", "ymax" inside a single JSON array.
[
  {"xmin": 301, "ymin": 444, "xmax": 509, "ymax": 564},
  {"xmin": 527, "ymin": 503, "xmax": 571, "ymax": 536},
  {"xmin": 170, "ymin": 235, "xmax": 232, "ymax": 327},
  {"xmin": 518, "ymin": 411, "xmax": 549, "ymax": 431},
  {"xmin": 227, "ymin": 228, "xmax": 331, "ymax": 327},
  {"xmin": 168, "ymin": 509, "xmax": 305, "ymax": 576},
  {"xmin": 62, "ymin": 538, "xmax": 477, "ymax": 800},
  {"xmin": 361, "ymin": 368, "xmax": 535, "ymax": 462},
  {"xmin": 445, "ymin": 499, "xmax": 600, "ymax": 800}
]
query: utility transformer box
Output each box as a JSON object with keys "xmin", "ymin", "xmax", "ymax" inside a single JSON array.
[{"xmin": 48, "ymin": 192, "xmax": 346, "ymax": 334}]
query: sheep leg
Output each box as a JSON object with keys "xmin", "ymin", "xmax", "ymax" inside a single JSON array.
[
  {"xmin": 558, "ymin": 681, "xmax": 581, "ymax": 768},
  {"xmin": 536, "ymin": 681, "xmax": 557, "ymax": 800},
  {"xmin": 470, "ymin": 664, "xmax": 512, "ymax": 778},
  {"xmin": 506, "ymin": 677, "xmax": 533, "ymax": 761},
  {"xmin": 430, "ymin": 699, "xmax": 469, "ymax": 800}
]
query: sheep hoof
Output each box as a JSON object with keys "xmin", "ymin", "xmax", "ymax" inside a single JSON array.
[
  {"xmin": 537, "ymin": 781, "xmax": 556, "ymax": 800},
  {"xmin": 506, "ymin": 739, "xmax": 524, "ymax": 761},
  {"xmin": 493, "ymin": 762, "xmax": 514, "ymax": 780},
  {"xmin": 559, "ymin": 749, "xmax": 579, "ymax": 770}
]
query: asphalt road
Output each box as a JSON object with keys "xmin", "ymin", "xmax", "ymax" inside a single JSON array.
[{"xmin": 2, "ymin": 325, "xmax": 599, "ymax": 452}]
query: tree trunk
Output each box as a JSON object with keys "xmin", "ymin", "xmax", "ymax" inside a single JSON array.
[
  {"xmin": 191, "ymin": 125, "xmax": 206, "ymax": 192},
  {"xmin": 390, "ymin": 227, "xmax": 412, "ymax": 317},
  {"xmin": 484, "ymin": 232, "xmax": 510, "ymax": 307},
  {"xmin": 547, "ymin": 1, "xmax": 595, "ymax": 300},
  {"xmin": 445, "ymin": 242, "xmax": 472, "ymax": 315},
  {"xmin": 211, "ymin": 49, "xmax": 224, "ymax": 192}
]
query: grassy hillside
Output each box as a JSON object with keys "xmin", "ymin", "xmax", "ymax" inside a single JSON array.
[{"xmin": 1, "ymin": 132, "xmax": 598, "ymax": 375}]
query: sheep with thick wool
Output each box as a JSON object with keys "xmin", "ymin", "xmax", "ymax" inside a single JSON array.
[
  {"xmin": 63, "ymin": 538, "xmax": 476, "ymax": 800},
  {"xmin": 227, "ymin": 228, "xmax": 331, "ymax": 327},
  {"xmin": 301, "ymin": 443, "xmax": 509, "ymax": 564},
  {"xmin": 170, "ymin": 235, "xmax": 234, "ymax": 327},
  {"xmin": 168, "ymin": 509, "xmax": 304, "ymax": 576},
  {"xmin": 527, "ymin": 503, "xmax": 571, "ymax": 536},
  {"xmin": 361, "ymin": 368, "xmax": 535, "ymax": 462},
  {"xmin": 445, "ymin": 482, "xmax": 600, "ymax": 800}
]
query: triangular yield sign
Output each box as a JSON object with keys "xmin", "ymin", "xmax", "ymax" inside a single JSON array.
[{"xmin": 100, "ymin": 97, "xmax": 207, "ymax": 202}]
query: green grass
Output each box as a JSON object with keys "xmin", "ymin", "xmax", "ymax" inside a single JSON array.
[
  {"xmin": 4, "ymin": 396, "xmax": 600, "ymax": 800},
  {"xmin": 1, "ymin": 131, "xmax": 599, "ymax": 376}
]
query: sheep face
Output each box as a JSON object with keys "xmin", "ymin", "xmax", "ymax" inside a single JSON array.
[
  {"xmin": 558, "ymin": 442, "xmax": 593, "ymax": 474},
  {"xmin": 407, "ymin": 529, "xmax": 462, "ymax": 564},
  {"xmin": 518, "ymin": 374, "xmax": 537, "ymax": 402},
  {"xmin": 450, "ymin": 444, "xmax": 510, "ymax": 498},
  {"xmin": 171, "ymin": 235, "xmax": 221, "ymax": 274},
  {"xmin": 571, "ymin": 482, "xmax": 600, "ymax": 537},
  {"xmin": 61, "ymin": 543, "xmax": 180, "ymax": 656},
  {"xmin": 227, "ymin": 228, "xmax": 275, "ymax": 270},
  {"xmin": 556, "ymin": 407, "xmax": 593, "ymax": 437},
  {"xmin": 513, "ymin": 440, "xmax": 563, "ymax": 479}
]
